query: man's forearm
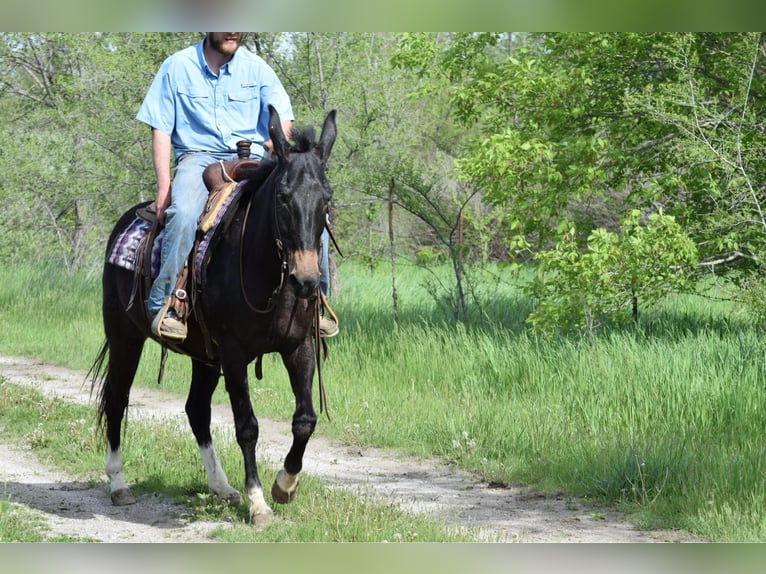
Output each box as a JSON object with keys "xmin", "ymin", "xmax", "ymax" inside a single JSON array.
[{"xmin": 151, "ymin": 128, "xmax": 172, "ymax": 210}]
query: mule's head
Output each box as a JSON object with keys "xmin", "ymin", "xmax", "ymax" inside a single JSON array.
[{"xmin": 268, "ymin": 105, "xmax": 337, "ymax": 299}]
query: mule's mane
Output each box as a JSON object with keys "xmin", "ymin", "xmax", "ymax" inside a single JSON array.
[
  {"xmin": 290, "ymin": 126, "xmax": 317, "ymax": 153},
  {"xmin": 237, "ymin": 126, "xmax": 320, "ymax": 198}
]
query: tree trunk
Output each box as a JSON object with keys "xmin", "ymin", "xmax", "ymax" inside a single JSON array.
[
  {"xmin": 72, "ymin": 197, "xmax": 89, "ymax": 272},
  {"xmin": 388, "ymin": 178, "xmax": 399, "ymax": 328}
]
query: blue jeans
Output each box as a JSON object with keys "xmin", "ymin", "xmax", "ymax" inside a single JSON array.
[
  {"xmin": 147, "ymin": 151, "xmax": 332, "ymax": 315},
  {"xmin": 147, "ymin": 151, "xmax": 240, "ymax": 315},
  {"xmin": 320, "ymin": 225, "xmax": 330, "ymax": 298}
]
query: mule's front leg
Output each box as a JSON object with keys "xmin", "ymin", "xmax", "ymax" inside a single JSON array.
[
  {"xmin": 222, "ymin": 353, "xmax": 273, "ymax": 526},
  {"xmin": 271, "ymin": 342, "xmax": 317, "ymax": 504}
]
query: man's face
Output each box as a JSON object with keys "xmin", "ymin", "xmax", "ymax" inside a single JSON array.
[{"xmin": 207, "ymin": 33, "xmax": 242, "ymax": 57}]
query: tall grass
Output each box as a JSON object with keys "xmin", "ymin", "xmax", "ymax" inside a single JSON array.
[{"xmin": 1, "ymin": 261, "xmax": 765, "ymax": 540}]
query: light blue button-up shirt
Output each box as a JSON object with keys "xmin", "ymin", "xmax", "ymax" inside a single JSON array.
[{"xmin": 136, "ymin": 39, "xmax": 294, "ymax": 160}]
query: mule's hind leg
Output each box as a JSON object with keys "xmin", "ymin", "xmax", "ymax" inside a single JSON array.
[
  {"xmin": 272, "ymin": 342, "xmax": 317, "ymax": 504},
  {"xmin": 101, "ymin": 333, "xmax": 144, "ymax": 506},
  {"xmin": 186, "ymin": 359, "xmax": 241, "ymax": 504}
]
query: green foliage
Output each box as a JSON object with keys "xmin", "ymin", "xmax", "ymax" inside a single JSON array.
[
  {"xmin": 1, "ymin": 32, "xmax": 765, "ymax": 318},
  {"xmin": 618, "ymin": 33, "xmax": 766, "ymax": 275},
  {"xmin": 5, "ymin": 32, "xmax": 764, "ymax": 322},
  {"xmin": 527, "ymin": 210, "xmax": 698, "ymax": 336},
  {"xmin": 732, "ymin": 275, "xmax": 766, "ymax": 324},
  {"xmin": 455, "ymin": 130, "xmax": 563, "ymax": 245},
  {"xmin": 4, "ymin": 263, "xmax": 766, "ymax": 540},
  {"xmin": 398, "ymin": 32, "xmax": 766, "ymax": 300},
  {"xmin": 414, "ymin": 246, "xmax": 444, "ymax": 266},
  {"xmin": 0, "ymin": 33, "xmax": 188, "ymax": 272}
]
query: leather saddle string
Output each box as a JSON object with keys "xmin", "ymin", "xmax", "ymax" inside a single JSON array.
[{"xmin": 220, "ymin": 160, "xmax": 236, "ymax": 183}]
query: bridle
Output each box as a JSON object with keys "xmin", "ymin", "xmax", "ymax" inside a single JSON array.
[
  {"xmin": 238, "ymin": 178, "xmax": 287, "ymax": 315},
  {"xmin": 237, "ymin": 158, "xmax": 333, "ymax": 420}
]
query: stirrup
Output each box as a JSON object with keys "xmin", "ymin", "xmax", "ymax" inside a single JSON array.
[
  {"xmin": 151, "ymin": 297, "xmax": 187, "ymax": 341},
  {"xmin": 319, "ymin": 293, "xmax": 339, "ymax": 338}
]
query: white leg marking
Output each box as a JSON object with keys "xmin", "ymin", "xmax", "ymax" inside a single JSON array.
[
  {"xmin": 105, "ymin": 443, "xmax": 129, "ymax": 494},
  {"xmin": 246, "ymin": 484, "xmax": 274, "ymax": 527},
  {"xmin": 199, "ymin": 444, "xmax": 241, "ymax": 503},
  {"xmin": 106, "ymin": 443, "xmax": 136, "ymax": 504},
  {"xmin": 275, "ymin": 468, "xmax": 299, "ymax": 495}
]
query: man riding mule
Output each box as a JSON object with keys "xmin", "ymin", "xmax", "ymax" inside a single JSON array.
[
  {"xmin": 88, "ymin": 32, "xmax": 342, "ymax": 526},
  {"xmin": 136, "ymin": 32, "xmax": 338, "ymax": 341},
  {"xmin": 93, "ymin": 103, "xmax": 338, "ymax": 526}
]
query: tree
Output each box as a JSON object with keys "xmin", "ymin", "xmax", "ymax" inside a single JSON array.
[
  {"xmin": 382, "ymin": 32, "xmax": 509, "ymax": 321},
  {"xmin": 623, "ymin": 34, "xmax": 766, "ymax": 274},
  {"xmin": 0, "ymin": 33, "xmax": 199, "ymax": 271},
  {"xmin": 527, "ymin": 210, "xmax": 698, "ymax": 338},
  {"xmin": 394, "ymin": 32, "xmax": 766, "ymax": 330}
]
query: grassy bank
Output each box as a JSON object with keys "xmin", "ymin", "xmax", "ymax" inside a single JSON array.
[{"xmin": 1, "ymin": 261, "xmax": 765, "ymax": 540}]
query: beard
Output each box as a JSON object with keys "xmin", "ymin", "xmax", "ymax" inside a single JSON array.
[{"xmin": 207, "ymin": 33, "xmax": 242, "ymax": 57}]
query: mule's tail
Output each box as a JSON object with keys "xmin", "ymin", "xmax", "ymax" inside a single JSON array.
[{"xmin": 87, "ymin": 339, "xmax": 110, "ymax": 434}]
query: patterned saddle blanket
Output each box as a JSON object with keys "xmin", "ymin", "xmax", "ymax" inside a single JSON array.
[{"xmin": 107, "ymin": 180, "xmax": 246, "ymax": 278}]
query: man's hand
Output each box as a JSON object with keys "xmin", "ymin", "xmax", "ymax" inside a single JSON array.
[
  {"xmin": 263, "ymin": 119, "xmax": 293, "ymax": 157},
  {"xmin": 153, "ymin": 185, "xmax": 171, "ymax": 227}
]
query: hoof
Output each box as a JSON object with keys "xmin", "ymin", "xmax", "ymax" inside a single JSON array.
[
  {"xmin": 215, "ymin": 489, "xmax": 242, "ymax": 505},
  {"xmin": 271, "ymin": 478, "xmax": 298, "ymax": 504},
  {"xmin": 250, "ymin": 507, "xmax": 274, "ymax": 529},
  {"xmin": 111, "ymin": 488, "xmax": 137, "ymax": 506}
]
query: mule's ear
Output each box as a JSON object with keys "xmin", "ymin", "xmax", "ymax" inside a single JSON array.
[
  {"xmin": 316, "ymin": 109, "xmax": 337, "ymax": 166},
  {"xmin": 268, "ymin": 104, "xmax": 289, "ymax": 161}
]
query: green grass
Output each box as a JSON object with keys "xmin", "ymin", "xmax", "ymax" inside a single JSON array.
[
  {"xmin": 1, "ymin": 261, "xmax": 765, "ymax": 540},
  {"xmin": 0, "ymin": 497, "xmax": 87, "ymax": 542},
  {"xmin": 0, "ymin": 497, "xmax": 49, "ymax": 542},
  {"xmin": 0, "ymin": 380, "xmax": 471, "ymax": 542}
]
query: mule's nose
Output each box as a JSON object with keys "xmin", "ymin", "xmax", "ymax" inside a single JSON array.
[
  {"xmin": 289, "ymin": 250, "xmax": 320, "ymax": 299},
  {"xmin": 289, "ymin": 272, "xmax": 319, "ymax": 299}
]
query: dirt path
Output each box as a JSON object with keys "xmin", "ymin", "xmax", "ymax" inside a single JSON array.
[{"xmin": 0, "ymin": 355, "xmax": 694, "ymax": 543}]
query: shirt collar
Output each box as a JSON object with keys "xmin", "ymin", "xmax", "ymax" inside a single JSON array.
[{"xmin": 196, "ymin": 38, "xmax": 237, "ymax": 78}]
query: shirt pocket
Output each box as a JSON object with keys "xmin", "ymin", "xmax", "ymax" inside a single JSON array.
[
  {"xmin": 178, "ymin": 87, "xmax": 209, "ymax": 99},
  {"xmin": 177, "ymin": 87, "xmax": 210, "ymax": 118},
  {"xmin": 228, "ymin": 86, "xmax": 260, "ymax": 130}
]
